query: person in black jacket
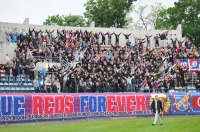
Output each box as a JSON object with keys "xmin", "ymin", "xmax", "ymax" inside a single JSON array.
[
  {"xmin": 112, "ymin": 33, "xmax": 121, "ymax": 45},
  {"xmin": 58, "ymin": 73, "xmax": 64, "ymax": 92},
  {"xmin": 195, "ymin": 80, "xmax": 200, "ymax": 92},
  {"xmin": 100, "ymin": 32, "xmax": 106, "ymax": 45},
  {"xmin": 24, "ymin": 65, "xmax": 30, "ymax": 84},
  {"xmin": 12, "ymin": 65, "xmax": 18, "ymax": 84},
  {"xmin": 4, "ymin": 64, "xmax": 11, "ymax": 84},
  {"xmin": 17, "ymin": 64, "xmax": 23, "ymax": 85},
  {"xmin": 151, "ymin": 95, "xmax": 163, "ymax": 125},
  {"xmin": 123, "ymin": 33, "xmax": 131, "ymax": 42}
]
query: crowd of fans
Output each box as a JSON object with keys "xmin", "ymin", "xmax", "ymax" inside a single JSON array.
[{"xmin": 2, "ymin": 27, "xmax": 200, "ymax": 93}]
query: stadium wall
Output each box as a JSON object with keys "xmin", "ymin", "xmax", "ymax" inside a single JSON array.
[
  {"xmin": 0, "ymin": 18, "xmax": 182, "ymax": 45},
  {"xmin": 0, "ymin": 92, "xmax": 199, "ymax": 123}
]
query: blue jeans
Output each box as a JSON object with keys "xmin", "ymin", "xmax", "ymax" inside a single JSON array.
[
  {"xmin": 99, "ymin": 87, "xmax": 105, "ymax": 93},
  {"xmin": 198, "ymin": 88, "xmax": 200, "ymax": 92},
  {"xmin": 126, "ymin": 84, "xmax": 133, "ymax": 92},
  {"xmin": 134, "ymin": 79, "xmax": 139, "ymax": 84},
  {"xmin": 111, "ymin": 87, "xmax": 116, "ymax": 92},
  {"xmin": 6, "ymin": 74, "xmax": 10, "ymax": 84},
  {"xmin": 24, "ymin": 75, "xmax": 29, "ymax": 83},
  {"xmin": 81, "ymin": 41, "xmax": 86, "ymax": 48},
  {"xmin": 17, "ymin": 74, "xmax": 22, "ymax": 84},
  {"xmin": 154, "ymin": 87, "xmax": 160, "ymax": 93},
  {"xmin": 147, "ymin": 41, "xmax": 150, "ymax": 47},
  {"xmin": 42, "ymin": 76, "xmax": 45, "ymax": 86},
  {"xmin": 13, "ymin": 76, "xmax": 17, "ymax": 84},
  {"xmin": 104, "ymin": 87, "xmax": 107, "ymax": 92},
  {"xmin": 108, "ymin": 39, "xmax": 111, "ymax": 45},
  {"xmin": 35, "ymin": 87, "xmax": 40, "ymax": 92}
]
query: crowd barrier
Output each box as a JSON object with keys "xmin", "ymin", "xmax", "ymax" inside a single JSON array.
[{"xmin": 0, "ymin": 92, "xmax": 200, "ymax": 123}]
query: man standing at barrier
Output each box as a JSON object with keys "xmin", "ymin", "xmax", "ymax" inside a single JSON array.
[
  {"xmin": 151, "ymin": 95, "xmax": 163, "ymax": 126},
  {"xmin": 41, "ymin": 67, "xmax": 46, "ymax": 88}
]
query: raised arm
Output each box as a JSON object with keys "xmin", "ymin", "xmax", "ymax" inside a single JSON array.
[
  {"xmin": 50, "ymin": 30, "xmax": 55, "ymax": 33},
  {"xmin": 130, "ymin": 75, "xmax": 135, "ymax": 80}
]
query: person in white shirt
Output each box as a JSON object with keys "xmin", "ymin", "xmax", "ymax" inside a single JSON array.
[
  {"xmin": 70, "ymin": 60, "xmax": 80, "ymax": 69},
  {"xmin": 123, "ymin": 75, "xmax": 134, "ymax": 92},
  {"xmin": 53, "ymin": 79, "xmax": 61, "ymax": 93},
  {"xmin": 5, "ymin": 54, "xmax": 11, "ymax": 65},
  {"xmin": 33, "ymin": 77, "xmax": 40, "ymax": 92},
  {"xmin": 74, "ymin": 51, "xmax": 80, "ymax": 62}
]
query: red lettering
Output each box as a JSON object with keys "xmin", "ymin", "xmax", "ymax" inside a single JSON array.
[
  {"xmin": 116, "ymin": 96, "xmax": 125, "ymax": 112},
  {"xmin": 65, "ymin": 96, "xmax": 74, "ymax": 114},
  {"xmin": 192, "ymin": 96, "xmax": 200, "ymax": 109},
  {"xmin": 126, "ymin": 96, "xmax": 136, "ymax": 112},
  {"xmin": 107, "ymin": 96, "xmax": 116, "ymax": 112},
  {"xmin": 44, "ymin": 96, "xmax": 54, "ymax": 114},
  {"xmin": 136, "ymin": 95, "xmax": 146, "ymax": 111},
  {"xmin": 55, "ymin": 96, "xmax": 64, "ymax": 114},
  {"xmin": 33, "ymin": 95, "xmax": 43, "ymax": 114}
]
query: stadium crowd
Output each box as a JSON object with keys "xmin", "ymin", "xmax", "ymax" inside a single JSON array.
[{"xmin": 2, "ymin": 28, "xmax": 200, "ymax": 93}]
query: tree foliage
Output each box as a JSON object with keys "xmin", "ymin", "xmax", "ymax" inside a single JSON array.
[
  {"xmin": 43, "ymin": 14, "xmax": 86, "ymax": 27},
  {"xmin": 84, "ymin": 0, "xmax": 136, "ymax": 28},
  {"xmin": 132, "ymin": 3, "xmax": 166, "ymax": 29},
  {"xmin": 156, "ymin": 0, "xmax": 200, "ymax": 46}
]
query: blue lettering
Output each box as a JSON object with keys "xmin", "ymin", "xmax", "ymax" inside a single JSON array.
[
  {"xmin": 89, "ymin": 96, "xmax": 97, "ymax": 112},
  {"xmin": 14, "ymin": 96, "xmax": 25, "ymax": 115},
  {"xmin": 1, "ymin": 96, "xmax": 12, "ymax": 116},
  {"xmin": 98, "ymin": 96, "xmax": 106, "ymax": 112},
  {"xmin": 80, "ymin": 96, "xmax": 88, "ymax": 112}
]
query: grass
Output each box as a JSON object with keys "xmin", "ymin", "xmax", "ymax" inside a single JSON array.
[{"xmin": 0, "ymin": 116, "xmax": 200, "ymax": 132}]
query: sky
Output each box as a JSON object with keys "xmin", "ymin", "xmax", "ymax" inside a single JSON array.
[{"xmin": 0, "ymin": 0, "xmax": 178, "ymax": 25}]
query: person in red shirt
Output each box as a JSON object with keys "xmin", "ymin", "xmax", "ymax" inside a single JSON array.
[{"xmin": 41, "ymin": 32, "xmax": 47, "ymax": 48}]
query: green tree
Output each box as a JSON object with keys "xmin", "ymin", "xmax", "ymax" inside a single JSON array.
[
  {"xmin": 156, "ymin": 0, "xmax": 200, "ymax": 46},
  {"xmin": 43, "ymin": 14, "xmax": 64, "ymax": 26},
  {"xmin": 43, "ymin": 14, "xmax": 86, "ymax": 27},
  {"xmin": 84, "ymin": 0, "xmax": 137, "ymax": 28},
  {"xmin": 132, "ymin": 3, "xmax": 166, "ymax": 29}
]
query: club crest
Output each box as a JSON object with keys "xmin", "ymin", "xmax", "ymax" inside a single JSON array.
[{"xmin": 172, "ymin": 93, "xmax": 190, "ymax": 112}]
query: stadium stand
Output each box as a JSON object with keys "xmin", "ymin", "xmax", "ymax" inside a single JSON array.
[{"xmin": 0, "ymin": 23, "xmax": 199, "ymax": 93}]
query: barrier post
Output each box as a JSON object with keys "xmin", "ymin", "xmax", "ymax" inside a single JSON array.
[
  {"xmin": 36, "ymin": 110, "xmax": 39, "ymax": 125},
  {"xmin": 5, "ymin": 121, "xmax": 8, "ymax": 127},
  {"xmin": 62, "ymin": 113, "xmax": 65, "ymax": 124}
]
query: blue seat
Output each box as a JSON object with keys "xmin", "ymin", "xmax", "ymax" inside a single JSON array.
[
  {"xmin": 30, "ymin": 87, "xmax": 35, "ymax": 91},
  {"xmin": 16, "ymin": 87, "xmax": 21, "ymax": 91},
  {"xmin": 13, "ymin": 83, "xmax": 18, "ymax": 86},
  {"xmin": 21, "ymin": 88, "xmax": 26, "ymax": 91},
  {"xmin": 9, "ymin": 83, "xmax": 14, "ymax": 86},
  {"xmin": 10, "ymin": 87, "xmax": 16, "ymax": 91},
  {"xmin": 0, "ymin": 87, "xmax": 6, "ymax": 90},
  {"xmin": 5, "ymin": 87, "xmax": 11, "ymax": 91},
  {"xmin": 4, "ymin": 82, "xmax": 8, "ymax": 85},
  {"xmin": 28, "ymin": 83, "xmax": 33, "ymax": 86},
  {"xmin": 26, "ymin": 87, "xmax": 31, "ymax": 91}
]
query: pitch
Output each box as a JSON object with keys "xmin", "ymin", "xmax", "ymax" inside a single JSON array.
[{"xmin": 0, "ymin": 116, "xmax": 200, "ymax": 132}]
